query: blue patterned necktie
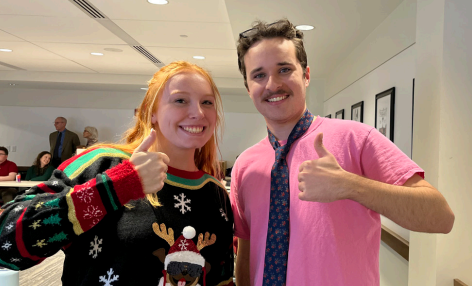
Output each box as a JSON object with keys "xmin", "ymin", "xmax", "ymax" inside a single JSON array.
[{"xmin": 263, "ymin": 109, "xmax": 314, "ymax": 286}]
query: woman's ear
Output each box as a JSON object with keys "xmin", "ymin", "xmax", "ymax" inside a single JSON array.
[{"xmin": 151, "ymin": 113, "xmax": 157, "ymax": 124}]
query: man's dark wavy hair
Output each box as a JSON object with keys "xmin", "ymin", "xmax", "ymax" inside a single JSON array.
[{"xmin": 236, "ymin": 18, "xmax": 308, "ymax": 89}]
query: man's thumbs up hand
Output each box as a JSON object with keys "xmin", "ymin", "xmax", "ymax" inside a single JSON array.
[
  {"xmin": 298, "ymin": 133, "xmax": 353, "ymax": 203},
  {"xmin": 130, "ymin": 129, "xmax": 170, "ymax": 195}
]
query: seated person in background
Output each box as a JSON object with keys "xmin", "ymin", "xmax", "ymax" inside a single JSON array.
[
  {"xmin": 0, "ymin": 146, "xmax": 18, "ymax": 203},
  {"xmin": 25, "ymin": 151, "xmax": 54, "ymax": 181},
  {"xmin": 83, "ymin": 126, "xmax": 98, "ymax": 147}
]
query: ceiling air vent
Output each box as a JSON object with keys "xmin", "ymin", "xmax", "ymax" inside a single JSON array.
[
  {"xmin": 132, "ymin": 46, "xmax": 163, "ymax": 64},
  {"xmin": 71, "ymin": 0, "xmax": 106, "ymax": 19}
]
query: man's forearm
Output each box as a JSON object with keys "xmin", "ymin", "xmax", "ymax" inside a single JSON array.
[
  {"xmin": 0, "ymin": 174, "xmax": 16, "ymax": 181},
  {"xmin": 236, "ymin": 238, "xmax": 251, "ymax": 286},
  {"xmin": 346, "ymin": 173, "xmax": 454, "ymax": 233}
]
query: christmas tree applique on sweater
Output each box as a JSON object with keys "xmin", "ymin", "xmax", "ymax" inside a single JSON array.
[{"xmin": 152, "ymin": 223, "xmax": 216, "ymax": 286}]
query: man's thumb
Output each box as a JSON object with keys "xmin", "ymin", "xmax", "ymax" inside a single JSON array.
[
  {"xmin": 135, "ymin": 129, "xmax": 157, "ymax": 153},
  {"xmin": 314, "ymin": 133, "xmax": 329, "ymax": 158}
]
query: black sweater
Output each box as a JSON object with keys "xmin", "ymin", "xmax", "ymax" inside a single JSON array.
[{"xmin": 0, "ymin": 147, "xmax": 234, "ymax": 286}]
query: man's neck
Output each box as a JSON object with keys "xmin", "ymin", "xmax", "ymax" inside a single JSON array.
[
  {"xmin": 58, "ymin": 128, "xmax": 66, "ymax": 133},
  {"xmin": 266, "ymin": 111, "xmax": 312, "ymax": 141}
]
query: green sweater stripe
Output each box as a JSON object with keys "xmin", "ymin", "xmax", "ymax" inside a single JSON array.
[
  {"xmin": 166, "ymin": 173, "xmax": 223, "ymax": 189},
  {"xmin": 63, "ymin": 148, "xmax": 130, "ymax": 177},
  {"xmin": 101, "ymin": 174, "xmax": 118, "ymax": 211},
  {"xmin": 0, "ymin": 258, "xmax": 19, "ymax": 270}
]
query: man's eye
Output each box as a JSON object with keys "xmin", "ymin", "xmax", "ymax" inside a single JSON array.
[
  {"xmin": 253, "ymin": 73, "xmax": 265, "ymax": 79},
  {"xmin": 280, "ymin": 67, "xmax": 291, "ymax": 73}
]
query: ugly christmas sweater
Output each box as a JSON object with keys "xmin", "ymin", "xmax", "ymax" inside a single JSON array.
[{"xmin": 0, "ymin": 147, "xmax": 234, "ymax": 286}]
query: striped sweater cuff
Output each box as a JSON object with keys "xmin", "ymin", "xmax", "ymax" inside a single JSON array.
[{"xmin": 105, "ymin": 160, "xmax": 145, "ymax": 205}]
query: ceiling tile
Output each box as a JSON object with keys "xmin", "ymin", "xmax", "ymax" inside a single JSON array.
[
  {"xmin": 0, "ymin": 41, "xmax": 67, "ymax": 61},
  {"xmin": 0, "ymin": 0, "xmax": 89, "ymax": 18},
  {"xmin": 114, "ymin": 20, "xmax": 235, "ymax": 49},
  {"xmin": 34, "ymin": 43, "xmax": 159, "ymax": 75},
  {"xmin": 0, "ymin": 30, "xmax": 24, "ymax": 42},
  {"xmin": 145, "ymin": 46, "xmax": 237, "ymax": 66},
  {"xmin": 0, "ymin": 15, "xmax": 126, "ymax": 44},
  {"xmin": 0, "ymin": 58, "xmax": 95, "ymax": 73},
  {"xmin": 90, "ymin": 0, "xmax": 230, "ymax": 23}
]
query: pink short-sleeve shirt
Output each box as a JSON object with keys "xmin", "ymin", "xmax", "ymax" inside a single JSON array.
[{"xmin": 231, "ymin": 117, "xmax": 424, "ymax": 286}]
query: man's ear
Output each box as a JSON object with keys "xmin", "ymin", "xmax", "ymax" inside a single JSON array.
[{"xmin": 305, "ymin": 66, "xmax": 311, "ymax": 87}]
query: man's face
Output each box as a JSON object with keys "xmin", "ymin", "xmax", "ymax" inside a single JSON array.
[
  {"xmin": 54, "ymin": 118, "xmax": 66, "ymax": 131},
  {"xmin": 0, "ymin": 151, "xmax": 7, "ymax": 164},
  {"xmin": 244, "ymin": 37, "xmax": 310, "ymax": 126}
]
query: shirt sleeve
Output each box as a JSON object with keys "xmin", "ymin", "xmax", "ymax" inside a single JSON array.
[
  {"xmin": 9, "ymin": 162, "xmax": 18, "ymax": 174},
  {"xmin": 0, "ymin": 147, "xmax": 145, "ymax": 270},
  {"xmin": 360, "ymin": 128, "xmax": 424, "ymax": 186},
  {"xmin": 230, "ymin": 161, "xmax": 250, "ymax": 240}
]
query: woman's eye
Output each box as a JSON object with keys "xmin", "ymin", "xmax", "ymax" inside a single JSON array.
[
  {"xmin": 175, "ymin": 99, "xmax": 185, "ymax": 104},
  {"xmin": 203, "ymin": 100, "xmax": 214, "ymax": 105}
]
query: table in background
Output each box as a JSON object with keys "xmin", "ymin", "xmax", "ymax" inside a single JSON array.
[{"xmin": 0, "ymin": 181, "xmax": 44, "ymax": 188}]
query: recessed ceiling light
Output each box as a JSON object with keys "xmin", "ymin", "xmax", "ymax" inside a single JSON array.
[
  {"xmin": 193, "ymin": 56, "xmax": 205, "ymax": 60},
  {"xmin": 91, "ymin": 52, "xmax": 104, "ymax": 56},
  {"xmin": 296, "ymin": 25, "xmax": 315, "ymax": 31},
  {"xmin": 141, "ymin": 88, "xmax": 148, "ymax": 90},
  {"xmin": 148, "ymin": 0, "xmax": 168, "ymax": 4},
  {"xmin": 0, "ymin": 49, "xmax": 12, "ymax": 52},
  {"xmin": 180, "ymin": 35, "xmax": 188, "ymax": 38},
  {"xmin": 9, "ymin": 83, "xmax": 16, "ymax": 86}
]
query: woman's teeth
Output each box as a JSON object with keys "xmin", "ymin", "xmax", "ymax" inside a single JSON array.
[
  {"xmin": 182, "ymin": 126, "xmax": 204, "ymax": 133},
  {"xmin": 267, "ymin": 95, "xmax": 288, "ymax": 102}
]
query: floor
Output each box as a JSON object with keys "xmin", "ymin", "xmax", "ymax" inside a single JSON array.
[{"xmin": 19, "ymin": 251, "xmax": 64, "ymax": 286}]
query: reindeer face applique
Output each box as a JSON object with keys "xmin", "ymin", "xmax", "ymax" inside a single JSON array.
[{"xmin": 152, "ymin": 223, "xmax": 216, "ymax": 286}]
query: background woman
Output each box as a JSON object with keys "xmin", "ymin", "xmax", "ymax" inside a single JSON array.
[
  {"xmin": 25, "ymin": 151, "xmax": 54, "ymax": 181},
  {"xmin": 0, "ymin": 61, "xmax": 233, "ymax": 286},
  {"xmin": 83, "ymin": 126, "xmax": 98, "ymax": 147}
]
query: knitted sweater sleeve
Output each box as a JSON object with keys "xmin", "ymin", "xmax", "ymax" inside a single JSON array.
[{"xmin": 0, "ymin": 147, "xmax": 145, "ymax": 270}]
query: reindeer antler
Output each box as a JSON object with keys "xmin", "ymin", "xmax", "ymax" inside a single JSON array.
[
  {"xmin": 197, "ymin": 232, "xmax": 216, "ymax": 251},
  {"xmin": 152, "ymin": 223, "xmax": 175, "ymax": 246}
]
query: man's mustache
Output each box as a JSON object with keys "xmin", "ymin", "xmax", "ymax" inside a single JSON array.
[{"xmin": 263, "ymin": 89, "xmax": 292, "ymax": 101}]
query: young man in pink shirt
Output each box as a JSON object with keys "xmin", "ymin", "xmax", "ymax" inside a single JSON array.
[{"xmin": 231, "ymin": 19, "xmax": 455, "ymax": 286}]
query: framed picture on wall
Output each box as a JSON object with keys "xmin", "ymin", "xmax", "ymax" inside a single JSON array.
[
  {"xmin": 351, "ymin": 101, "xmax": 364, "ymax": 122},
  {"xmin": 325, "ymin": 114, "xmax": 332, "ymax": 118},
  {"xmin": 375, "ymin": 87, "xmax": 395, "ymax": 141},
  {"xmin": 335, "ymin": 109, "xmax": 344, "ymax": 119}
]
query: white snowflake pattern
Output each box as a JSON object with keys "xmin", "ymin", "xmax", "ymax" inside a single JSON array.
[
  {"xmin": 99, "ymin": 268, "xmax": 119, "ymax": 286},
  {"xmin": 179, "ymin": 239, "xmax": 189, "ymax": 250},
  {"xmin": 89, "ymin": 235, "xmax": 103, "ymax": 259},
  {"xmin": 77, "ymin": 184, "xmax": 94, "ymax": 203},
  {"xmin": 5, "ymin": 222, "xmax": 14, "ymax": 231},
  {"xmin": 2, "ymin": 241, "xmax": 12, "ymax": 250},
  {"xmin": 13, "ymin": 205, "xmax": 23, "ymax": 213},
  {"xmin": 52, "ymin": 181, "xmax": 59, "ymax": 186},
  {"xmin": 83, "ymin": 205, "xmax": 103, "ymax": 228},
  {"xmin": 220, "ymin": 208, "xmax": 229, "ymax": 222},
  {"xmin": 174, "ymin": 193, "xmax": 191, "ymax": 214},
  {"xmin": 10, "ymin": 258, "xmax": 21, "ymax": 263}
]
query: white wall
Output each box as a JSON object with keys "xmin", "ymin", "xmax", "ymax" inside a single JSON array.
[
  {"xmin": 220, "ymin": 112, "xmax": 267, "ymax": 168},
  {"xmin": 325, "ymin": 0, "xmax": 417, "ymax": 100},
  {"xmin": 0, "ymin": 105, "xmax": 134, "ymax": 166},
  {"xmin": 0, "ymin": 106, "xmax": 267, "ymax": 168},
  {"xmin": 436, "ymin": 0, "xmax": 472, "ymax": 284},
  {"xmin": 380, "ymin": 242, "xmax": 409, "ymax": 286}
]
